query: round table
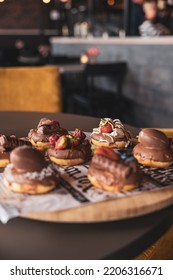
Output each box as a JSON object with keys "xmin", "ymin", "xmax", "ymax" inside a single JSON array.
[{"xmin": 0, "ymin": 111, "xmax": 173, "ymax": 260}]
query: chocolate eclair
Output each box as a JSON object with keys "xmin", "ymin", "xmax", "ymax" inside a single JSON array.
[
  {"xmin": 133, "ymin": 128, "xmax": 173, "ymax": 168},
  {"xmin": 91, "ymin": 118, "xmax": 132, "ymax": 148},
  {"xmin": 0, "ymin": 134, "xmax": 31, "ymax": 168},
  {"xmin": 28, "ymin": 118, "xmax": 68, "ymax": 149},
  {"xmin": 3, "ymin": 146, "xmax": 60, "ymax": 194},
  {"xmin": 88, "ymin": 147, "xmax": 140, "ymax": 192},
  {"xmin": 47, "ymin": 128, "xmax": 92, "ymax": 166}
]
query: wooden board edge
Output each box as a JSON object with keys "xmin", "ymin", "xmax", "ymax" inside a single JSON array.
[{"xmin": 20, "ymin": 185, "xmax": 173, "ymax": 223}]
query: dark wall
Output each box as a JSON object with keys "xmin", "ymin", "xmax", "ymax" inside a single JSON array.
[{"xmin": 0, "ymin": 0, "xmax": 50, "ymax": 29}]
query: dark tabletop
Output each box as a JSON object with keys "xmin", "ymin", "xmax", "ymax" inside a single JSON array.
[{"xmin": 0, "ymin": 111, "xmax": 173, "ymax": 260}]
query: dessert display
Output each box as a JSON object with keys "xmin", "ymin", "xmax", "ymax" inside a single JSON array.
[
  {"xmin": 3, "ymin": 146, "xmax": 60, "ymax": 194},
  {"xmin": 47, "ymin": 128, "xmax": 92, "ymax": 166},
  {"xmin": 91, "ymin": 118, "xmax": 132, "ymax": 148},
  {"xmin": 0, "ymin": 134, "xmax": 31, "ymax": 168},
  {"xmin": 88, "ymin": 147, "xmax": 140, "ymax": 192},
  {"xmin": 133, "ymin": 128, "xmax": 173, "ymax": 168},
  {"xmin": 28, "ymin": 118, "xmax": 68, "ymax": 149}
]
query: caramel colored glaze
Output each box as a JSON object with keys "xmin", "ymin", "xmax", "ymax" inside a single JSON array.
[
  {"xmin": 139, "ymin": 128, "xmax": 169, "ymax": 149},
  {"xmin": 48, "ymin": 140, "xmax": 91, "ymax": 161},
  {"xmin": 88, "ymin": 154, "xmax": 140, "ymax": 191},
  {"xmin": 133, "ymin": 143, "xmax": 173, "ymax": 163}
]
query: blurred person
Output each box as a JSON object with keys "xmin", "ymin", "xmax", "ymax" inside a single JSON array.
[{"xmin": 139, "ymin": 0, "xmax": 170, "ymax": 36}]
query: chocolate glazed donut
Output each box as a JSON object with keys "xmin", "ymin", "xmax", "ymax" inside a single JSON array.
[
  {"xmin": 88, "ymin": 148, "xmax": 141, "ymax": 192},
  {"xmin": 133, "ymin": 128, "xmax": 173, "ymax": 168},
  {"xmin": 3, "ymin": 146, "xmax": 60, "ymax": 194},
  {"xmin": 0, "ymin": 134, "xmax": 31, "ymax": 168}
]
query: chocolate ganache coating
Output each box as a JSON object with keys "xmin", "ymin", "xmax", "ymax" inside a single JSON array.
[
  {"xmin": 88, "ymin": 153, "xmax": 140, "ymax": 190},
  {"xmin": 133, "ymin": 128, "xmax": 173, "ymax": 162},
  {"xmin": 10, "ymin": 146, "xmax": 47, "ymax": 173},
  {"xmin": 48, "ymin": 139, "xmax": 91, "ymax": 160},
  {"xmin": 4, "ymin": 146, "xmax": 60, "ymax": 187},
  {"xmin": 28, "ymin": 118, "xmax": 68, "ymax": 143},
  {"xmin": 139, "ymin": 128, "xmax": 169, "ymax": 149}
]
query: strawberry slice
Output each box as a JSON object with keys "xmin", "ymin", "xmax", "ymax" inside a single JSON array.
[
  {"xmin": 100, "ymin": 123, "xmax": 113, "ymax": 133},
  {"xmin": 95, "ymin": 147, "xmax": 120, "ymax": 161},
  {"xmin": 49, "ymin": 134, "xmax": 59, "ymax": 146},
  {"xmin": 55, "ymin": 135, "xmax": 68, "ymax": 150}
]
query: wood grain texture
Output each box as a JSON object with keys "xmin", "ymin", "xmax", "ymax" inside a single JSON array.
[{"xmin": 21, "ymin": 185, "xmax": 173, "ymax": 223}]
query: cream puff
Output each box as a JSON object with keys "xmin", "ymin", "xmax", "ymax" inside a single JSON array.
[
  {"xmin": 91, "ymin": 118, "xmax": 132, "ymax": 148},
  {"xmin": 0, "ymin": 134, "xmax": 31, "ymax": 168},
  {"xmin": 3, "ymin": 146, "xmax": 60, "ymax": 194},
  {"xmin": 28, "ymin": 118, "xmax": 68, "ymax": 150},
  {"xmin": 88, "ymin": 147, "xmax": 140, "ymax": 192},
  {"xmin": 47, "ymin": 128, "xmax": 92, "ymax": 166},
  {"xmin": 133, "ymin": 128, "xmax": 173, "ymax": 168}
]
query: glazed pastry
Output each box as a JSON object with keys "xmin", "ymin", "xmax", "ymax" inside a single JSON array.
[
  {"xmin": 28, "ymin": 118, "xmax": 68, "ymax": 149},
  {"xmin": 0, "ymin": 134, "xmax": 31, "ymax": 168},
  {"xmin": 88, "ymin": 147, "xmax": 140, "ymax": 192},
  {"xmin": 3, "ymin": 146, "xmax": 60, "ymax": 194},
  {"xmin": 91, "ymin": 118, "xmax": 132, "ymax": 148},
  {"xmin": 47, "ymin": 128, "xmax": 92, "ymax": 166},
  {"xmin": 133, "ymin": 128, "xmax": 173, "ymax": 168}
]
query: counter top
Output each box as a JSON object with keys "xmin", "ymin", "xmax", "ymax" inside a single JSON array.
[{"xmin": 50, "ymin": 36, "xmax": 173, "ymax": 45}]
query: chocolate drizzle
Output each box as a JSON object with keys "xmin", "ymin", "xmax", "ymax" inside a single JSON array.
[
  {"xmin": 91, "ymin": 119, "xmax": 131, "ymax": 144},
  {"xmin": 0, "ymin": 134, "xmax": 31, "ymax": 152}
]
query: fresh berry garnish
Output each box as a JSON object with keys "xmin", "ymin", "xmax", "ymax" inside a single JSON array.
[
  {"xmin": 99, "ymin": 118, "xmax": 113, "ymax": 133},
  {"xmin": 49, "ymin": 134, "xmax": 59, "ymax": 146},
  {"xmin": 100, "ymin": 123, "xmax": 113, "ymax": 133},
  {"xmin": 95, "ymin": 147, "xmax": 120, "ymax": 161},
  {"xmin": 66, "ymin": 134, "xmax": 81, "ymax": 147},
  {"xmin": 55, "ymin": 135, "xmax": 69, "ymax": 150},
  {"xmin": 73, "ymin": 128, "xmax": 86, "ymax": 140}
]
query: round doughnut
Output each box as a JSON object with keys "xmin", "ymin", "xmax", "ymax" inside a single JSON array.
[
  {"xmin": 30, "ymin": 138, "xmax": 51, "ymax": 149},
  {"xmin": 88, "ymin": 174, "xmax": 139, "ymax": 192},
  {"xmin": 88, "ymin": 147, "xmax": 140, "ymax": 192},
  {"xmin": 49, "ymin": 156, "xmax": 84, "ymax": 166},
  {"xmin": 133, "ymin": 128, "xmax": 173, "ymax": 168},
  {"xmin": 91, "ymin": 118, "xmax": 132, "ymax": 149},
  {"xmin": 91, "ymin": 138, "xmax": 127, "ymax": 148},
  {"xmin": 3, "ymin": 146, "xmax": 60, "ymax": 194}
]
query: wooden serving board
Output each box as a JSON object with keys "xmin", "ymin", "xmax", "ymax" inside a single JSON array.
[
  {"xmin": 21, "ymin": 185, "xmax": 173, "ymax": 223},
  {"xmin": 21, "ymin": 126, "xmax": 173, "ymax": 223}
]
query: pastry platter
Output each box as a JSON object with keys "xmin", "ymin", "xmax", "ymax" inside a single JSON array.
[{"xmin": 1, "ymin": 124, "xmax": 173, "ymax": 224}]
